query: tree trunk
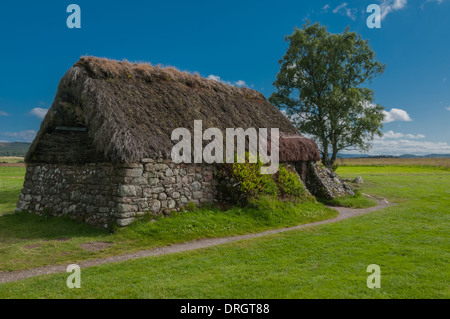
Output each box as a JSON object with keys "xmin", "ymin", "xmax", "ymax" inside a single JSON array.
[
  {"xmin": 330, "ymin": 147, "xmax": 338, "ymax": 171},
  {"xmin": 322, "ymin": 143, "xmax": 339, "ymax": 170},
  {"xmin": 321, "ymin": 142, "xmax": 332, "ymax": 169},
  {"xmin": 330, "ymin": 149, "xmax": 337, "ymax": 171}
]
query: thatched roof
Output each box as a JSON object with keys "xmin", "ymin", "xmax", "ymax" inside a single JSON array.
[{"xmin": 26, "ymin": 57, "xmax": 320, "ymax": 164}]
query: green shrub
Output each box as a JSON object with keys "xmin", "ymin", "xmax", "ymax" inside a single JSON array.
[
  {"xmin": 276, "ymin": 164, "xmax": 307, "ymax": 199},
  {"xmin": 229, "ymin": 154, "xmax": 278, "ymax": 198},
  {"xmin": 219, "ymin": 153, "xmax": 309, "ymax": 204}
]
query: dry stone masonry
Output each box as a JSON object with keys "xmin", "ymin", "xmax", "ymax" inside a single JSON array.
[
  {"xmin": 296, "ymin": 162, "xmax": 355, "ymax": 199},
  {"xmin": 17, "ymin": 159, "xmax": 354, "ymax": 228},
  {"xmin": 17, "ymin": 159, "xmax": 218, "ymax": 228}
]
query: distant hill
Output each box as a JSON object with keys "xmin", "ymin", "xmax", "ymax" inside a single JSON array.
[
  {"xmin": 1, "ymin": 142, "xmax": 449, "ymax": 159},
  {"xmin": 0, "ymin": 142, "xmax": 31, "ymax": 157},
  {"xmin": 397, "ymin": 154, "xmax": 417, "ymax": 158},
  {"xmin": 337, "ymin": 153, "xmax": 397, "ymax": 159},
  {"xmin": 338, "ymin": 153, "xmax": 450, "ymax": 159},
  {"xmin": 399, "ymin": 154, "xmax": 450, "ymax": 158}
]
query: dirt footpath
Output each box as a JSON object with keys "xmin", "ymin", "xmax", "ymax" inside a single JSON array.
[{"xmin": 0, "ymin": 196, "xmax": 392, "ymax": 284}]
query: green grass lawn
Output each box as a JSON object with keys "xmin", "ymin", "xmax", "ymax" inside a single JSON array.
[
  {"xmin": 0, "ymin": 165, "xmax": 448, "ymax": 298},
  {"xmin": 0, "ymin": 167, "xmax": 25, "ymax": 216},
  {"xmin": 0, "ymin": 166, "xmax": 337, "ymax": 272},
  {"xmin": 318, "ymin": 191, "xmax": 378, "ymax": 208}
]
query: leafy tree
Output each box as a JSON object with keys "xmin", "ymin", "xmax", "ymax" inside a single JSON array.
[{"xmin": 269, "ymin": 22, "xmax": 385, "ymax": 169}]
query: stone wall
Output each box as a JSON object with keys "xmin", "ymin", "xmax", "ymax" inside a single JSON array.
[
  {"xmin": 17, "ymin": 159, "xmax": 218, "ymax": 228},
  {"xmin": 295, "ymin": 162, "xmax": 354, "ymax": 199},
  {"xmin": 17, "ymin": 163, "xmax": 120, "ymax": 228},
  {"xmin": 115, "ymin": 159, "xmax": 218, "ymax": 227},
  {"xmin": 16, "ymin": 158, "xmax": 352, "ymax": 229}
]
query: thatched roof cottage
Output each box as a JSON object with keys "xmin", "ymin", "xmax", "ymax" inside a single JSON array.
[{"xmin": 17, "ymin": 57, "xmax": 352, "ymax": 228}]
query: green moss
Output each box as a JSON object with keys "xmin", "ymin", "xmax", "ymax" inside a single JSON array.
[
  {"xmin": 275, "ymin": 164, "xmax": 307, "ymax": 199},
  {"xmin": 230, "ymin": 157, "xmax": 278, "ymax": 198},
  {"xmin": 220, "ymin": 153, "xmax": 309, "ymax": 203}
]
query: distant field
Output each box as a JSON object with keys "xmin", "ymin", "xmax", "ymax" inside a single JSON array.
[
  {"xmin": 0, "ymin": 142, "xmax": 30, "ymax": 157},
  {"xmin": 0, "ymin": 166, "xmax": 25, "ymax": 216},
  {"xmin": 1, "ymin": 165, "xmax": 448, "ymax": 298},
  {"xmin": 336, "ymin": 157, "xmax": 450, "ymax": 168},
  {"xmin": 0, "ymin": 157, "xmax": 25, "ymax": 164}
]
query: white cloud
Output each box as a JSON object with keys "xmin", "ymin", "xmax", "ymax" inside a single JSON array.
[
  {"xmin": 382, "ymin": 130, "xmax": 425, "ymax": 139},
  {"xmin": 380, "ymin": 0, "xmax": 408, "ymax": 20},
  {"xmin": 29, "ymin": 107, "xmax": 48, "ymax": 119},
  {"xmin": 382, "ymin": 130, "xmax": 404, "ymax": 139},
  {"xmin": 207, "ymin": 74, "xmax": 223, "ymax": 82},
  {"xmin": 383, "ymin": 108, "xmax": 412, "ymax": 123},
  {"xmin": 446, "ymin": 106, "xmax": 450, "ymax": 111},
  {"xmin": 406, "ymin": 133, "xmax": 425, "ymax": 139},
  {"xmin": 332, "ymin": 2, "xmax": 357, "ymax": 20},
  {"xmin": 282, "ymin": 108, "xmax": 447, "ymax": 156},
  {"xmin": 0, "ymin": 130, "xmax": 37, "ymax": 142},
  {"xmin": 207, "ymin": 74, "xmax": 249, "ymax": 88},
  {"xmin": 321, "ymin": 4, "xmax": 330, "ymax": 12},
  {"xmin": 362, "ymin": 101, "xmax": 378, "ymax": 110},
  {"xmin": 360, "ymin": 129, "xmax": 448, "ymax": 155},
  {"xmin": 0, "ymin": 110, "xmax": 9, "ymax": 116},
  {"xmin": 338, "ymin": 130, "xmax": 450, "ymax": 155},
  {"xmin": 421, "ymin": 0, "xmax": 445, "ymax": 9},
  {"xmin": 234, "ymin": 80, "xmax": 248, "ymax": 88},
  {"xmin": 333, "ymin": 3, "xmax": 348, "ymax": 13},
  {"xmin": 369, "ymin": 138, "xmax": 450, "ymax": 155}
]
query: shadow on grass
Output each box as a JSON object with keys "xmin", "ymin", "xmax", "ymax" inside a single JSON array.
[
  {"xmin": 0, "ymin": 190, "xmax": 22, "ymax": 206},
  {"xmin": 0, "ymin": 211, "xmax": 107, "ymax": 242},
  {"xmin": 317, "ymin": 192, "xmax": 378, "ymax": 209}
]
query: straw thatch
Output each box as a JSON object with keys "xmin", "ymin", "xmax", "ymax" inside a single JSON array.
[
  {"xmin": 277, "ymin": 133, "xmax": 320, "ymax": 163},
  {"xmin": 26, "ymin": 57, "xmax": 320, "ymax": 164}
]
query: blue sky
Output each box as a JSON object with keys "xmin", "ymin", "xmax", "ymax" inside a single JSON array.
[{"xmin": 0, "ymin": 0, "xmax": 449, "ymax": 155}]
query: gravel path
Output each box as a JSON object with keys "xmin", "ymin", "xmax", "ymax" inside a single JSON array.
[{"xmin": 0, "ymin": 196, "xmax": 391, "ymax": 284}]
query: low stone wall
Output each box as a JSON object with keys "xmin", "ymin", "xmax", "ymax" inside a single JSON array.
[
  {"xmin": 17, "ymin": 159, "xmax": 218, "ymax": 228},
  {"xmin": 17, "ymin": 163, "xmax": 121, "ymax": 228},
  {"xmin": 16, "ymin": 159, "xmax": 351, "ymax": 228},
  {"xmin": 295, "ymin": 162, "xmax": 354, "ymax": 199},
  {"xmin": 115, "ymin": 159, "xmax": 218, "ymax": 227}
]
